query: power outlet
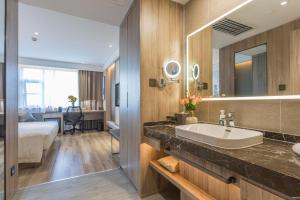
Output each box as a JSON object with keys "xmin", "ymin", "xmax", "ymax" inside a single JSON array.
[{"xmin": 11, "ymin": 165, "xmax": 16, "ymax": 176}]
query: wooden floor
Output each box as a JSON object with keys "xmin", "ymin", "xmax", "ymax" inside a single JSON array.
[
  {"xmin": 14, "ymin": 169, "xmax": 176, "ymax": 200},
  {"xmin": 18, "ymin": 132, "xmax": 119, "ymax": 188}
]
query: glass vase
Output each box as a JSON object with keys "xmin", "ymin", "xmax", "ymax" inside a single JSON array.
[{"xmin": 185, "ymin": 111, "xmax": 198, "ymax": 124}]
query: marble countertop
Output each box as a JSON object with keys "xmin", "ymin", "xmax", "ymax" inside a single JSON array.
[{"xmin": 144, "ymin": 124, "xmax": 300, "ymax": 199}]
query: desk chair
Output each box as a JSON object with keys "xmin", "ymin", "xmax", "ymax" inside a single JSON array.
[{"xmin": 64, "ymin": 106, "xmax": 84, "ymax": 134}]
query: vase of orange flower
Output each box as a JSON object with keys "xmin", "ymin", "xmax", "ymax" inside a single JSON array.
[{"xmin": 180, "ymin": 95, "xmax": 202, "ymax": 124}]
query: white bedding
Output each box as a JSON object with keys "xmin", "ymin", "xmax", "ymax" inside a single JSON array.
[{"xmin": 18, "ymin": 121, "xmax": 59, "ymax": 163}]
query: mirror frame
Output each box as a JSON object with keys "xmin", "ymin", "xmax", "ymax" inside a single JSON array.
[{"xmin": 185, "ymin": 0, "xmax": 300, "ymax": 100}]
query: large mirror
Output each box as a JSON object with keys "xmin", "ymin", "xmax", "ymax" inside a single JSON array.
[
  {"xmin": 187, "ymin": 0, "xmax": 300, "ymax": 98},
  {"xmin": 0, "ymin": 0, "xmax": 4, "ymax": 198}
]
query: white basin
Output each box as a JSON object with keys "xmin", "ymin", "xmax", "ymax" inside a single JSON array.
[{"xmin": 175, "ymin": 123, "xmax": 263, "ymax": 149}]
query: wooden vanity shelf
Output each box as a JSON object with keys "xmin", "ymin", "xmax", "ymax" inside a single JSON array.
[{"xmin": 150, "ymin": 160, "xmax": 215, "ymax": 200}]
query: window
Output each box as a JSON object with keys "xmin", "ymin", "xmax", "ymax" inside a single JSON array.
[{"xmin": 19, "ymin": 65, "xmax": 79, "ymax": 109}]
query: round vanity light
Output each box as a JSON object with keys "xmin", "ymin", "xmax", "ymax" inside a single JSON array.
[
  {"xmin": 192, "ymin": 64, "xmax": 200, "ymax": 80},
  {"xmin": 163, "ymin": 60, "xmax": 182, "ymax": 79}
]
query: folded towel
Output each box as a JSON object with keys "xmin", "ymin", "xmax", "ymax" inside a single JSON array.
[
  {"xmin": 292, "ymin": 143, "xmax": 300, "ymax": 156},
  {"xmin": 157, "ymin": 156, "xmax": 179, "ymax": 173}
]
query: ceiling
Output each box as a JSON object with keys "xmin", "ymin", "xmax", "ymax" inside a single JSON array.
[
  {"xmin": 235, "ymin": 44, "xmax": 266, "ymax": 64},
  {"xmin": 213, "ymin": 0, "xmax": 300, "ymax": 48},
  {"xmin": 18, "ymin": 1, "xmax": 133, "ymax": 70},
  {"xmin": 19, "ymin": 0, "xmax": 133, "ymax": 26}
]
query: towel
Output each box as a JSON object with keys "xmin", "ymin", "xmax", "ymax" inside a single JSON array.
[{"xmin": 157, "ymin": 156, "xmax": 179, "ymax": 173}]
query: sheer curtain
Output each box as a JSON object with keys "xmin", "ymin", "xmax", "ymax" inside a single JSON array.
[{"xmin": 19, "ymin": 65, "xmax": 79, "ymax": 110}]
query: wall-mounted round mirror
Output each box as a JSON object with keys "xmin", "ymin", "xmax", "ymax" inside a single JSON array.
[
  {"xmin": 192, "ymin": 64, "xmax": 200, "ymax": 80},
  {"xmin": 163, "ymin": 60, "xmax": 181, "ymax": 79}
]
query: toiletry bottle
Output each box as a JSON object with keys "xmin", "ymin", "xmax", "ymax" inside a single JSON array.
[{"xmin": 219, "ymin": 110, "xmax": 226, "ymax": 126}]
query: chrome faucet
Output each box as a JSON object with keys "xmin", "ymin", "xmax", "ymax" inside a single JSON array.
[
  {"xmin": 225, "ymin": 112, "xmax": 235, "ymax": 132},
  {"xmin": 219, "ymin": 110, "xmax": 235, "ymax": 132}
]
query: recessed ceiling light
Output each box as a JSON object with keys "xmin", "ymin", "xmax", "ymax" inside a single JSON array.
[
  {"xmin": 34, "ymin": 32, "xmax": 39, "ymax": 36},
  {"xmin": 281, "ymin": 1, "xmax": 287, "ymax": 6},
  {"xmin": 108, "ymin": 44, "xmax": 113, "ymax": 48}
]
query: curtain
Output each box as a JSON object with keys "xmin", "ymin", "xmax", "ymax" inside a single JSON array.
[{"xmin": 79, "ymin": 70, "xmax": 104, "ymax": 110}]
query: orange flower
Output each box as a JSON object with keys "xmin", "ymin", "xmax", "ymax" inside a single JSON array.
[
  {"xmin": 189, "ymin": 95, "xmax": 196, "ymax": 100},
  {"xmin": 195, "ymin": 96, "xmax": 202, "ymax": 103},
  {"xmin": 179, "ymin": 98, "xmax": 189, "ymax": 105}
]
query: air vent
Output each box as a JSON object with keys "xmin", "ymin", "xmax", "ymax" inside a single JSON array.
[{"xmin": 212, "ymin": 18, "xmax": 253, "ymax": 36}]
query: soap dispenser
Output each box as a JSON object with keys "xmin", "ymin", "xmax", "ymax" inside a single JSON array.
[{"xmin": 219, "ymin": 110, "xmax": 226, "ymax": 126}]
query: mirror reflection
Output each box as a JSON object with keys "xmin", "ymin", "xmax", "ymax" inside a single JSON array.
[
  {"xmin": 0, "ymin": 0, "xmax": 4, "ymax": 198},
  {"xmin": 187, "ymin": 0, "xmax": 300, "ymax": 98},
  {"xmin": 235, "ymin": 45, "xmax": 267, "ymax": 96},
  {"xmin": 192, "ymin": 64, "xmax": 200, "ymax": 80}
]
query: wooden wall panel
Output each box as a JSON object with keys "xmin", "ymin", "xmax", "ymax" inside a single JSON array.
[
  {"xmin": 5, "ymin": 0, "xmax": 19, "ymax": 199},
  {"xmin": 188, "ymin": 27, "xmax": 212, "ymax": 96},
  {"xmin": 105, "ymin": 64, "xmax": 113, "ymax": 123},
  {"xmin": 240, "ymin": 180, "xmax": 284, "ymax": 200},
  {"xmin": 289, "ymin": 29, "xmax": 300, "ymax": 94},
  {"xmin": 179, "ymin": 161, "xmax": 241, "ymax": 200},
  {"xmin": 140, "ymin": 0, "xmax": 184, "ymax": 123},
  {"xmin": 139, "ymin": 0, "xmax": 184, "ymax": 196},
  {"xmin": 267, "ymin": 22, "xmax": 291, "ymax": 96}
]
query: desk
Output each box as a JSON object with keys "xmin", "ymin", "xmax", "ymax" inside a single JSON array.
[{"xmin": 43, "ymin": 110, "xmax": 105, "ymax": 133}]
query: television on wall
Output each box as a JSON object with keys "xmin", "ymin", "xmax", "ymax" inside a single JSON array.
[{"xmin": 115, "ymin": 83, "xmax": 120, "ymax": 107}]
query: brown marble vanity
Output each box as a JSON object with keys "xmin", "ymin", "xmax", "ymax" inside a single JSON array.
[{"xmin": 144, "ymin": 123, "xmax": 300, "ymax": 200}]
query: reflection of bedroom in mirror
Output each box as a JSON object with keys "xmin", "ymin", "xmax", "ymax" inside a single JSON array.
[
  {"xmin": 187, "ymin": 0, "xmax": 300, "ymax": 98},
  {"xmin": 17, "ymin": 1, "xmax": 120, "ymax": 189},
  {"xmin": 235, "ymin": 44, "xmax": 267, "ymax": 96}
]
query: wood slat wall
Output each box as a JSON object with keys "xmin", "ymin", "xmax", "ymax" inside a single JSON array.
[
  {"xmin": 119, "ymin": 0, "xmax": 184, "ymax": 196},
  {"xmin": 289, "ymin": 29, "xmax": 300, "ymax": 94},
  {"xmin": 5, "ymin": 0, "xmax": 19, "ymax": 199},
  {"xmin": 139, "ymin": 0, "xmax": 184, "ymax": 196},
  {"xmin": 179, "ymin": 161, "xmax": 241, "ymax": 200},
  {"xmin": 140, "ymin": 0, "xmax": 184, "ymax": 123}
]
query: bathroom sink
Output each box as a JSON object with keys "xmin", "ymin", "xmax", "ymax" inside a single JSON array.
[{"xmin": 175, "ymin": 123, "xmax": 263, "ymax": 149}]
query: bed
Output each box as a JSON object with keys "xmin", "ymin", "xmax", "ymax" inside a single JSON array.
[{"xmin": 18, "ymin": 121, "xmax": 59, "ymax": 164}]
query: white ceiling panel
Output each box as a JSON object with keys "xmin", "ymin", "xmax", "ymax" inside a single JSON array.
[
  {"xmin": 19, "ymin": 0, "xmax": 133, "ymax": 26},
  {"xmin": 19, "ymin": 3, "xmax": 121, "ymax": 69}
]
